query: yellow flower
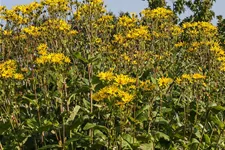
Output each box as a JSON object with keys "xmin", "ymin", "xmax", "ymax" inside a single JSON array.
[
  {"xmin": 97, "ymin": 71, "xmax": 114, "ymax": 81},
  {"xmin": 140, "ymin": 80, "xmax": 154, "ymax": 91},
  {"xmin": 114, "ymin": 74, "xmax": 136, "ymax": 85},
  {"xmin": 37, "ymin": 43, "xmax": 48, "ymax": 55},
  {"xmin": 141, "ymin": 8, "xmax": 174, "ymax": 20},
  {"xmin": 117, "ymin": 16, "xmax": 137, "ymax": 28},
  {"xmin": 192, "ymin": 73, "xmax": 206, "ymax": 79},
  {"xmin": 181, "ymin": 74, "xmax": 192, "ymax": 82},
  {"xmin": 175, "ymin": 77, "xmax": 182, "ymax": 85},
  {"xmin": 14, "ymin": 73, "xmax": 24, "ymax": 80},
  {"xmin": 126, "ymin": 26, "xmax": 150, "ymax": 40},
  {"xmin": 175, "ymin": 42, "xmax": 185, "ymax": 48},
  {"xmin": 36, "ymin": 53, "xmax": 70, "ymax": 65},
  {"xmin": 158, "ymin": 77, "xmax": 173, "ymax": 87},
  {"xmin": 0, "ymin": 60, "xmax": 24, "ymax": 80}
]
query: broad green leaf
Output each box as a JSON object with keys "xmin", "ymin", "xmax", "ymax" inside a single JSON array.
[
  {"xmin": 73, "ymin": 52, "xmax": 88, "ymax": 63},
  {"xmin": 122, "ymin": 133, "xmax": 139, "ymax": 144},
  {"xmin": 210, "ymin": 115, "xmax": 224, "ymax": 129},
  {"xmin": 151, "ymin": 77, "xmax": 157, "ymax": 85},
  {"xmin": 204, "ymin": 134, "xmax": 211, "ymax": 144},
  {"xmin": 211, "ymin": 105, "xmax": 225, "ymax": 112},
  {"xmin": 121, "ymin": 136, "xmax": 132, "ymax": 149},
  {"xmin": 94, "ymin": 125, "xmax": 109, "ymax": 134},
  {"xmin": 154, "ymin": 131, "xmax": 170, "ymax": 141},
  {"xmin": 83, "ymin": 123, "xmax": 96, "ymax": 130},
  {"xmin": 66, "ymin": 105, "xmax": 80, "ymax": 124},
  {"xmin": 155, "ymin": 117, "xmax": 169, "ymax": 125},
  {"xmin": 94, "ymin": 129, "xmax": 107, "ymax": 140},
  {"xmin": 161, "ymin": 107, "xmax": 172, "ymax": 113},
  {"xmin": 191, "ymin": 138, "xmax": 199, "ymax": 144},
  {"xmin": 136, "ymin": 104, "xmax": 150, "ymax": 117},
  {"xmin": 139, "ymin": 143, "xmax": 154, "ymax": 150}
]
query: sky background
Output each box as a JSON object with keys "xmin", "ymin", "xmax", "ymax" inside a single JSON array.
[{"xmin": 1, "ymin": 0, "xmax": 224, "ymax": 24}]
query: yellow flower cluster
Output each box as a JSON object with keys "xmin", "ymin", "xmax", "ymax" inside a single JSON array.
[
  {"xmin": 36, "ymin": 43, "xmax": 71, "ymax": 65},
  {"xmin": 139, "ymin": 80, "xmax": 155, "ymax": 91},
  {"xmin": 94, "ymin": 71, "xmax": 157, "ymax": 105},
  {"xmin": 126, "ymin": 26, "xmax": 150, "ymax": 40},
  {"xmin": 43, "ymin": 19, "xmax": 71, "ymax": 32},
  {"xmin": 97, "ymin": 71, "xmax": 136, "ymax": 84},
  {"xmin": 158, "ymin": 77, "xmax": 173, "ymax": 87},
  {"xmin": 170, "ymin": 25, "xmax": 183, "ymax": 36},
  {"xmin": 22, "ymin": 26, "xmax": 40, "ymax": 37},
  {"xmin": 96, "ymin": 15, "xmax": 114, "ymax": 29},
  {"xmin": 93, "ymin": 72, "xmax": 138, "ymax": 105},
  {"xmin": 12, "ymin": 2, "xmax": 42, "ymax": 15},
  {"xmin": 182, "ymin": 22, "xmax": 217, "ymax": 37},
  {"xmin": 41, "ymin": 0, "xmax": 70, "ymax": 12},
  {"xmin": 0, "ymin": 60, "xmax": 24, "ymax": 80},
  {"xmin": 113, "ymin": 34, "xmax": 124, "ymax": 45},
  {"xmin": 175, "ymin": 73, "xmax": 206, "ymax": 84},
  {"xmin": 97, "ymin": 71, "xmax": 114, "ymax": 81},
  {"xmin": 175, "ymin": 42, "xmax": 186, "ymax": 48},
  {"xmin": 97, "ymin": 15, "xmax": 113, "ymax": 24},
  {"xmin": 1, "ymin": 9, "xmax": 27, "ymax": 24},
  {"xmin": 114, "ymin": 74, "xmax": 136, "ymax": 85},
  {"xmin": 117, "ymin": 16, "xmax": 137, "ymax": 28},
  {"xmin": 3, "ymin": 30, "xmax": 12, "ymax": 36},
  {"xmin": 74, "ymin": 0, "xmax": 105, "ymax": 21},
  {"xmin": 210, "ymin": 42, "xmax": 225, "ymax": 56},
  {"xmin": 36, "ymin": 53, "xmax": 71, "ymax": 65},
  {"xmin": 0, "ymin": 6, "xmax": 5, "ymax": 12},
  {"xmin": 92, "ymin": 85, "xmax": 134, "ymax": 105},
  {"xmin": 37, "ymin": 43, "xmax": 48, "ymax": 55},
  {"xmin": 141, "ymin": 8, "xmax": 174, "ymax": 20}
]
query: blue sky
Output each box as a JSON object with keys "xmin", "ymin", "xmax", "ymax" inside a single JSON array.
[{"xmin": 1, "ymin": 0, "xmax": 224, "ymax": 24}]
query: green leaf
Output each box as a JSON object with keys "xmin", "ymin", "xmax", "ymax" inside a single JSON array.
[
  {"xmin": 22, "ymin": 96, "xmax": 38, "ymax": 106},
  {"xmin": 38, "ymin": 144, "xmax": 61, "ymax": 150},
  {"xmin": 204, "ymin": 134, "xmax": 211, "ymax": 144},
  {"xmin": 161, "ymin": 107, "xmax": 172, "ymax": 113},
  {"xmin": 64, "ymin": 132, "xmax": 90, "ymax": 146},
  {"xmin": 139, "ymin": 143, "xmax": 154, "ymax": 150},
  {"xmin": 73, "ymin": 52, "xmax": 88, "ymax": 63},
  {"xmin": 83, "ymin": 123, "xmax": 96, "ymax": 130},
  {"xmin": 121, "ymin": 136, "xmax": 132, "ymax": 149},
  {"xmin": 94, "ymin": 129, "xmax": 107, "ymax": 140},
  {"xmin": 94, "ymin": 125, "xmax": 109, "ymax": 134},
  {"xmin": 211, "ymin": 105, "xmax": 225, "ymax": 112},
  {"xmin": 26, "ymin": 118, "xmax": 38, "ymax": 130},
  {"xmin": 122, "ymin": 133, "xmax": 139, "ymax": 144},
  {"xmin": 154, "ymin": 131, "xmax": 170, "ymax": 141},
  {"xmin": 151, "ymin": 77, "xmax": 157, "ymax": 85},
  {"xmin": 210, "ymin": 115, "xmax": 224, "ymax": 129},
  {"xmin": 191, "ymin": 138, "xmax": 199, "ymax": 144},
  {"xmin": 155, "ymin": 117, "xmax": 169, "ymax": 125},
  {"xmin": 66, "ymin": 105, "xmax": 80, "ymax": 124}
]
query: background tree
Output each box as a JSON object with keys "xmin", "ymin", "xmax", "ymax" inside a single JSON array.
[{"xmin": 144, "ymin": 0, "xmax": 216, "ymax": 23}]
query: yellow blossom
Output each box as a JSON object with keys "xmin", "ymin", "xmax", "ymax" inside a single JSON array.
[
  {"xmin": 36, "ymin": 53, "xmax": 71, "ymax": 65},
  {"xmin": 37, "ymin": 43, "xmax": 48, "ymax": 55},
  {"xmin": 192, "ymin": 73, "xmax": 206, "ymax": 79},
  {"xmin": 158, "ymin": 77, "xmax": 173, "ymax": 87},
  {"xmin": 114, "ymin": 74, "xmax": 136, "ymax": 85},
  {"xmin": 97, "ymin": 71, "xmax": 114, "ymax": 81}
]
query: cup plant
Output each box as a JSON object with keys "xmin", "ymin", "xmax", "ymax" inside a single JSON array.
[{"xmin": 0, "ymin": 0, "xmax": 225, "ymax": 149}]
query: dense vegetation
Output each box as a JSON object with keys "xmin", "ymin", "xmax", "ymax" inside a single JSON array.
[{"xmin": 1, "ymin": 0, "xmax": 225, "ymax": 149}]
